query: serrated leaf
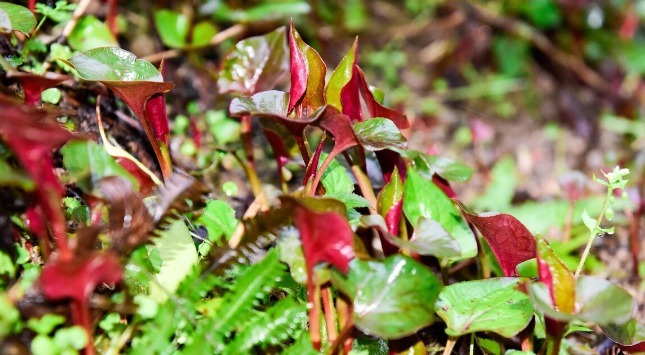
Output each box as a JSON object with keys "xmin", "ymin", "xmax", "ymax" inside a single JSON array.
[
  {"xmin": 0, "ymin": 2, "xmax": 36, "ymax": 34},
  {"xmin": 353, "ymin": 118, "xmax": 408, "ymax": 151},
  {"xmin": 435, "ymin": 278, "xmax": 533, "ymax": 337},
  {"xmin": 320, "ymin": 155, "xmax": 354, "ymax": 195},
  {"xmin": 61, "ymin": 140, "xmax": 139, "ymax": 193},
  {"xmin": 403, "ymin": 168, "xmax": 477, "ymax": 260},
  {"xmin": 332, "ymin": 255, "xmax": 442, "ymax": 339},
  {"xmin": 197, "ymin": 200, "xmax": 239, "ymax": 244},
  {"xmin": 149, "ymin": 220, "xmax": 198, "ymax": 302}
]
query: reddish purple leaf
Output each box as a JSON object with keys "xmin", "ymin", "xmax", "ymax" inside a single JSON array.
[
  {"xmin": 0, "ymin": 94, "xmax": 76, "ymax": 258},
  {"xmin": 376, "ymin": 149, "xmax": 407, "ymax": 183},
  {"xmin": 9, "ymin": 71, "xmax": 69, "ymax": 106},
  {"xmin": 433, "ymin": 174, "xmax": 457, "ymax": 198},
  {"xmin": 457, "ymin": 202, "xmax": 536, "ymax": 276},
  {"xmin": 115, "ymin": 157, "xmax": 156, "ymax": 196},
  {"xmin": 284, "ymin": 197, "xmax": 355, "ymax": 279},
  {"xmin": 145, "ymin": 92, "xmax": 169, "ymax": 145},
  {"xmin": 355, "ymin": 66, "xmax": 409, "ymax": 129},
  {"xmin": 288, "ymin": 21, "xmax": 307, "ymax": 112},
  {"xmin": 340, "ymin": 65, "xmax": 361, "ymax": 121},
  {"xmin": 41, "ymin": 252, "xmax": 122, "ymax": 302}
]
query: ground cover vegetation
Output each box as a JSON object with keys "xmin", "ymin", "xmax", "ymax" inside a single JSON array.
[{"xmin": 0, "ymin": 1, "xmax": 643, "ymax": 354}]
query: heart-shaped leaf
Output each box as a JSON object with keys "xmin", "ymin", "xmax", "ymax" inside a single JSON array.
[
  {"xmin": 280, "ymin": 196, "xmax": 355, "ymax": 280},
  {"xmin": 529, "ymin": 276, "xmax": 635, "ymax": 325},
  {"xmin": 457, "ymin": 202, "xmax": 536, "ymax": 276},
  {"xmin": 435, "ymin": 278, "xmax": 533, "ymax": 337},
  {"xmin": 332, "ymin": 255, "xmax": 443, "ymax": 339},
  {"xmin": 218, "ymin": 26, "xmax": 288, "ymax": 95},
  {"xmin": 0, "ymin": 2, "xmax": 36, "ymax": 34},
  {"xmin": 403, "ymin": 168, "xmax": 477, "ymax": 260},
  {"xmin": 288, "ymin": 22, "xmax": 326, "ymax": 111},
  {"xmin": 353, "ymin": 117, "xmax": 408, "ymax": 151},
  {"xmin": 601, "ymin": 318, "xmax": 645, "ymax": 352},
  {"xmin": 67, "ymin": 47, "xmax": 174, "ymax": 178}
]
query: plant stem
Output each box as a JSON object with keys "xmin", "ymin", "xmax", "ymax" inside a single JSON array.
[
  {"xmin": 443, "ymin": 337, "xmax": 457, "ymax": 355},
  {"xmin": 575, "ymin": 187, "xmax": 611, "ymax": 278},
  {"xmin": 321, "ymin": 286, "xmax": 338, "ymax": 343},
  {"xmin": 349, "ymin": 165, "xmax": 377, "ymax": 214}
]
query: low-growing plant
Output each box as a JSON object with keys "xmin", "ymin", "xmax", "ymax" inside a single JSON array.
[{"xmin": 0, "ymin": 2, "xmax": 642, "ymax": 355}]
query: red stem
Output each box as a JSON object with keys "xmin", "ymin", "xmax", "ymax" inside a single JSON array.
[
  {"xmin": 240, "ymin": 115, "xmax": 255, "ymax": 171},
  {"xmin": 308, "ymin": 282, "xmax": 322, "ymax": 350},
  {"xmin": 322, "ymin": 286, "xmax": 338, "ymax": 343}
]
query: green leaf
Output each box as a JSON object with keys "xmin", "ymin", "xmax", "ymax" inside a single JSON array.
[
  {"xmin": 320, "ymin": 155, "xmax": 354, "ymax": 195},
  {"xmin": 326, "ymin": 39, "xmax": 357, "ymax": 112},
  {"xmin": 225, "ymin": 296, "xmax": 307, "ymax": 354},
  {"xmin": 197, "ymin": 199, "xmax": 239, "ymax": 243},
  {"xmin": 389, "ymin": 217, "xmax": 461, "ymax": 258},
  {"xmin": 27, "ymin": 314, "xmax": 66, "ymax": 335},
  {"xmin": 68, "ymin": 47, "xmax": 163, "ymax": 82},
  {"xmin": 403, "ymin": 168, "xmax": 477, "ymax": 260},
  {"xmin": 53, "ymin": 326, "xmax": 88, "ymax": 350},
  {"xmin": 600, "ymin": 318, "xmax": 645, "ymax": 348},
  {"xmin": 0, "ymin": 2, "xmax": 37, "ymax": 34},
  {"xmin": 134, "ymin": 294, "xmax": 159, "ymax": 319},
  {"xmin": 192, "ymin": 21, "xmax": 217, "ymax": 47},
  {"xmin": 581, "ymin": 210, "xmax": 596, "ymax": 233},
  {"xmin": 278, "ymin": 229, "xmax": 308, "ymax": 284},
  {"xmin": 529, "ymin": 276, "xmax": 635, "ymax": 325},
  {"xmin": 153, "ymin": 9, "xmax": 189, "ymax": 49},
  {"xmin": 398, "ymin": 149, "xmax": 473, "ymax": 182},
  {"xmin": 536, "ymin": 236, "xmax": 575, "ymax": 313},
  {"xmin": 68, "ymin": 15, "xmax": 118, "ymax": 51},
  {"xmin": 435, "ymin": 278, "xmax": 533, "ymax": 337},
  {"xmin": 332, "ymin": 255, "xmax": 443, "ymax": 339},
  {"xmin": 472, "ymin": 156, "xmax": 517, "ymax": 211},
  {"xmin": 353, "ymin": 118, "xmax": 408, "ymax": 151},
  {"xmin": 148, "ymin": 220, "xmax": 198, "ymax": 302},
  {"xmin": 0, "ymin": 294, "xmax": 20, "ymax": 337},
  {"xmin": 61, "ymin": 140, "xmax": 138, "ymax": 193},
  {"xmin": 0, "ymin": 157, "xmax": 34, "ymax": 190}
]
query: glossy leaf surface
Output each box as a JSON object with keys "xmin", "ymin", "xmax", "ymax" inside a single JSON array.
[
  {"xmin": 353, "ymin": 118, "xmax": 408, "ymax": 151},
  {"xmin": 536, "ymin": 236, "xmax": 574, "ymax": 313},
  {"xmin": 288, "ymin": 23, "xmax": 326, "ymax": 110},
  {"xmin": 68, "ymin": 16, "xmax": 118, "ymax": 51},
  {"xmin": 326, "ymin": 39, "xmax": 358, "ymax": 114},
  {"xmin": 601, "ymin": 318, "xmax": 645, "ymax": 352},
  {"xmin": 435, "ymin": 278, "xmax": 533, "ymax": 337},
  {"xmin": 458, "ymin": 202, "xmax": 536, "ymax": 276},
  {"xmin": 332, "ymin": 255, "xmax": 442, "ymax": 338},
  {"xmin": 0, "ymin": 2, "xmax": 36, "ymax": 34},
  {"xmin": 403, "ymin": 168, "xmax": 477, "ymax": 260},
  {"xmin": 218, "ymin": 27, "xmax": 288, "ymax": 95}
]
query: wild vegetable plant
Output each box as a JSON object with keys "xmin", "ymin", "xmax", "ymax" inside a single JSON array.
[{"xmin": 0, "ymin": 2, "xmax": 642, "ymax": 355}]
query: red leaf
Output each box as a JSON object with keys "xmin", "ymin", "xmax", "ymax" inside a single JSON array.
[
  {"xmin": 0, "ymin": 95, "xmax": 76, "ymax": 258},
  {"xmin": 115, "ymin": 157, "xmax": 156, "ymax": 196},
  {"xmin": 9, "ymin": 71, "xmax": 69, "ymax": 106},
  {"xmin": 41, "ymin": 252, "xmax": 122, "ymax": 302},
  {"xmin": 288, "ymin": 21, "xmax": 307, "ymax": 112},
  {"xmin": 536, "ymin": 236, "xmax": 575, "ymax": 313},
  {"xmin": 283, "ymin": 197, "xmax": 355, "ymax": 279},
  {"xmin": 340, "ymin": 65, "xmax": 361, "ymax": 121},
  {"xmin": 457, "ymin": 202, "xmax": 536, "ymax": 276},
  {"xmin": 144, "ymin": 92, "xmax": 169, "ymax": 145},
  {"xmin": 355, "ymin": 66, "xmax": 409, "ymax": 129}
]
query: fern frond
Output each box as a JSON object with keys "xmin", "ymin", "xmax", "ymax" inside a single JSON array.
[
  {"xmin": 187, "ymin": 249, "xmax": 286, "ymax": 352},
  {"xmin": 150, "ymin": 171, "xmax": 207, "ymax": 235},
  {"xmin": 224, "ymin": 295, "xmax": 307, "ymax": 354}
]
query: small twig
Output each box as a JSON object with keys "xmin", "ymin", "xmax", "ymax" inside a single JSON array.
[
  {"xmin": 61, "ymin": 0, "xmax": 93, "ymax": 38},
  {"xmin": 443, "ymin": 337, "xmax": 458, "ymax": 355},
  {"xmin": 142, "ymin": 24, "xmax": 246, "ymax": 63}
]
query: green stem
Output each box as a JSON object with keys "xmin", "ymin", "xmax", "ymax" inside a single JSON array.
[{"xmin": 575, "ymin": 187, "xmax": 612, "ymax": 278}]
